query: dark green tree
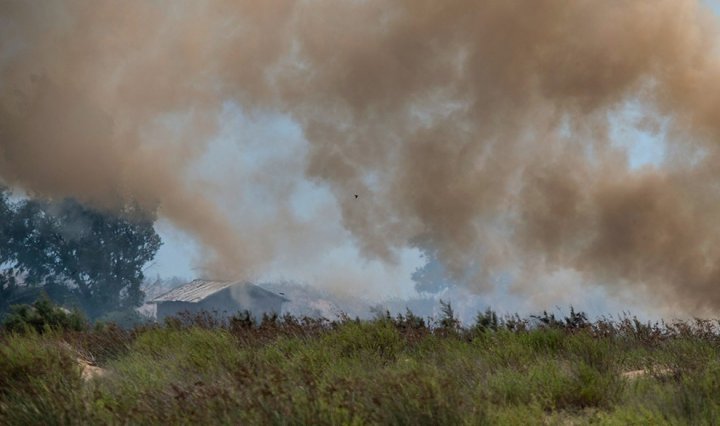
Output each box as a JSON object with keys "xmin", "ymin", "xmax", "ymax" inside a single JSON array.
[
  {"xmin": 0, "ymin": 189, "xmax": 23, "ymax": 309},
  {"xmin": 0, "ymin": 191, "xmax": 161, "ymax": 319}
]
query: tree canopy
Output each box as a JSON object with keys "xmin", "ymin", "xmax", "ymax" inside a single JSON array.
[{"xmin": 0, "ymin": 189, "xmax": 161, "ymax": 318}]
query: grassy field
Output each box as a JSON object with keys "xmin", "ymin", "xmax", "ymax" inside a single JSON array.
[{"xmin": 2, "ymin": 307, "xmax": 720, "ymax": 425}]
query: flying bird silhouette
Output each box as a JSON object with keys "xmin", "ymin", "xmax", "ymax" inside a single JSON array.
[{"xmin": 354, "ymin": 194, "xmax": 358, "ymax": 199}]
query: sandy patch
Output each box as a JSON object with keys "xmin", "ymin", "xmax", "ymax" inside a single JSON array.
[
  {"xmin": 621, "ymin": 367, "xmax": 672, "ymax": 380},
  {"xmin": 78, "ymin": 358, "xmax": 108, "ymax": 381}
]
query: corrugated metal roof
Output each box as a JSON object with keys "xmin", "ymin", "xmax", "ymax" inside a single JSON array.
[{"xmin": 149, "ymin": 279, "xmax": 288, "ymax": 304}]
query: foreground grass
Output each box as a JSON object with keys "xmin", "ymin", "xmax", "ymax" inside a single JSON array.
[{"xmin": 2, "ymin": 310, "xmax": 720, "ymax": 425}]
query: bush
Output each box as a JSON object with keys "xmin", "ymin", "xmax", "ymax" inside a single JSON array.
[
  {"xmin": 2, "ymin": 295, "xmax": 86, "ymax": 334},
  {"xmin": 4, "ymin": 306, "xmax": 720, "ymax": 424},
  {"xmin": 324, "ymin": 321, "xmax": 402, "ymax": 360},
  {"xmin": 0, "ymin": 334, "xmax": 85, "ymax": 424},
  {"xmin": 95, "ymin": 309, "xmax": 150, "ymax": 330},
  {"xmin": 436, "ymin": 299, "xmax": 461, "ymax": 332},
  {"xmin": 0, "ymin": 334, "xmax": 79, "ymax": 394},
  {"xmin": 474, "ymin": 308, "xmax": 499, "ymax": 333}
]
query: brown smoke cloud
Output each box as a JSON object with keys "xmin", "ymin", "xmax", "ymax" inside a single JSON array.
[{"xmin": 2, "ymin": 0, "xmax": 720, "ymax": 312}]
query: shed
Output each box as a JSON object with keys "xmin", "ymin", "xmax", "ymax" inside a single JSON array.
[{"xmin": 149, "ymin": 279, "xmax": 289, "ymax": 322}]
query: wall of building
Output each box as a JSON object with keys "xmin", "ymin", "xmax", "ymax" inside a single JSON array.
[{"xmin": 155, "ymin": 287, "xmax": 285, "ymax": 322}]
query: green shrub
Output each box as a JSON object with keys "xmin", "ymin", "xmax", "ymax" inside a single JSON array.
[
  {"xmin": 131, "ymin": 327, "xmax": 241, "ymax": 370},
  {"xmin": 95, "ymin": 308, "xmax": 150, "ymax": 329},
  {"xmin": 474, "ymin": 308, "xmax": 499, "ymax": 333},
  {"xmin": 559, "ymin": 361, "xmax": 623, "ymax": 409},
  {"xmin": 0, "ymin": 334, "xmax": 85, "ymax": 424},
  {"xmin": 522, "ymin": 328, "xmax": 566, "ymax": 354},
  {"xmin": 652, "ymin": 361, "xmax": 720, "ymax": 424},
  {"xmin": 2, "ymin": 308, "xmax": 720, "ymax": 424},
  {"xmin": 2, "ymin": 295, "xmax": 86, "ymax": 334},
  {"xmin": 323, "ymin": 321, "xmax": 402, "ymax": 360},
  {"xmin": 0, "ymin": 334, "xmax": 79, "ymax": 394},
  {"xmin": 436, "ymin": 299, "xmax": 461, "ymax": 332}
]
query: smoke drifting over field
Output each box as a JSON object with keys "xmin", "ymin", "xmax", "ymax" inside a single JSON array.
[{"xmin": 3, "ymin": 1, "xmax": 720, "ymax": 313}]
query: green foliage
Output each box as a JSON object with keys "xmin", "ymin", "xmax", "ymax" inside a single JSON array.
[
  {"xmin": 475, "ymin": 308, "xmax": 499, "ymax": 333},
  {"xmin": 0, "ymin": 333, "xmax": 79, "ymax": 394},
  {"xmin": 437, "ymin": 299, "xmax": 460, "ymax": 332},
  {"xmin": 0, "ymin": 333, "xmax": 85, "ymax": 424},
  {"xmin": 3, "ymin": 309, "xmax": 720, "ymax": 424},
  {"xmin": 0, "ymin": 189, "xmax": 161, "ymax": 318},
  {"xmin": 323, "ymin": 320, "xmax": 402, "ymax": 360},
  {"xmin": 531, "ymin": 306, "xmax": 591, "ymax": 331},
  {"xmin": 95, "ymin": 309, "xmax": 150, "ymax": 330},
  {"xmin": 2, "ymin": 294, "xmax": 86, "ymax": 334}
]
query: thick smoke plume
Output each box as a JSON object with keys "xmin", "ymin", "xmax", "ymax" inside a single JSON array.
[{"xmin": 2, "ymin": 1, "xmax": 720, "ymax": 312}]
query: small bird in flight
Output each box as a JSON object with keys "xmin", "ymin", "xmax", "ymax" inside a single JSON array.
[{"xmin": 354, "ymin": 194, "xmax": 358, "ymax": 199}]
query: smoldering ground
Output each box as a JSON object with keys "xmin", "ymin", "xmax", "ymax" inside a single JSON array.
[{"xmin": 2, "ymin": 1, "xmax": 720, "ymax": 314}]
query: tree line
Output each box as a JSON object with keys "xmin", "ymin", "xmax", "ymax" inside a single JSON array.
[{"xmin": 0, "ymin": 188, "xmax": 161, "ymax": 319}]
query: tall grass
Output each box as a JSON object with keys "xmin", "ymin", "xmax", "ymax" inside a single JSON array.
[{"xmin": 2, "ymin": 308, "xmax": 720, "ymax": 424}]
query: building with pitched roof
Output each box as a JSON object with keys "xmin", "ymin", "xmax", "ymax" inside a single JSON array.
[{"xmin": 149, "ymin": 279, "xmax": 289, "ymax": 322}]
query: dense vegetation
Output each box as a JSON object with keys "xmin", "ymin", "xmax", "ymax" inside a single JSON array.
[
  {"xmin": 0, "ymin": 189, "xmax": 161, "ymax": 319},
  {"xmin": 2, "ymin": 305, "xmax": 720, "ymax": 425}
]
